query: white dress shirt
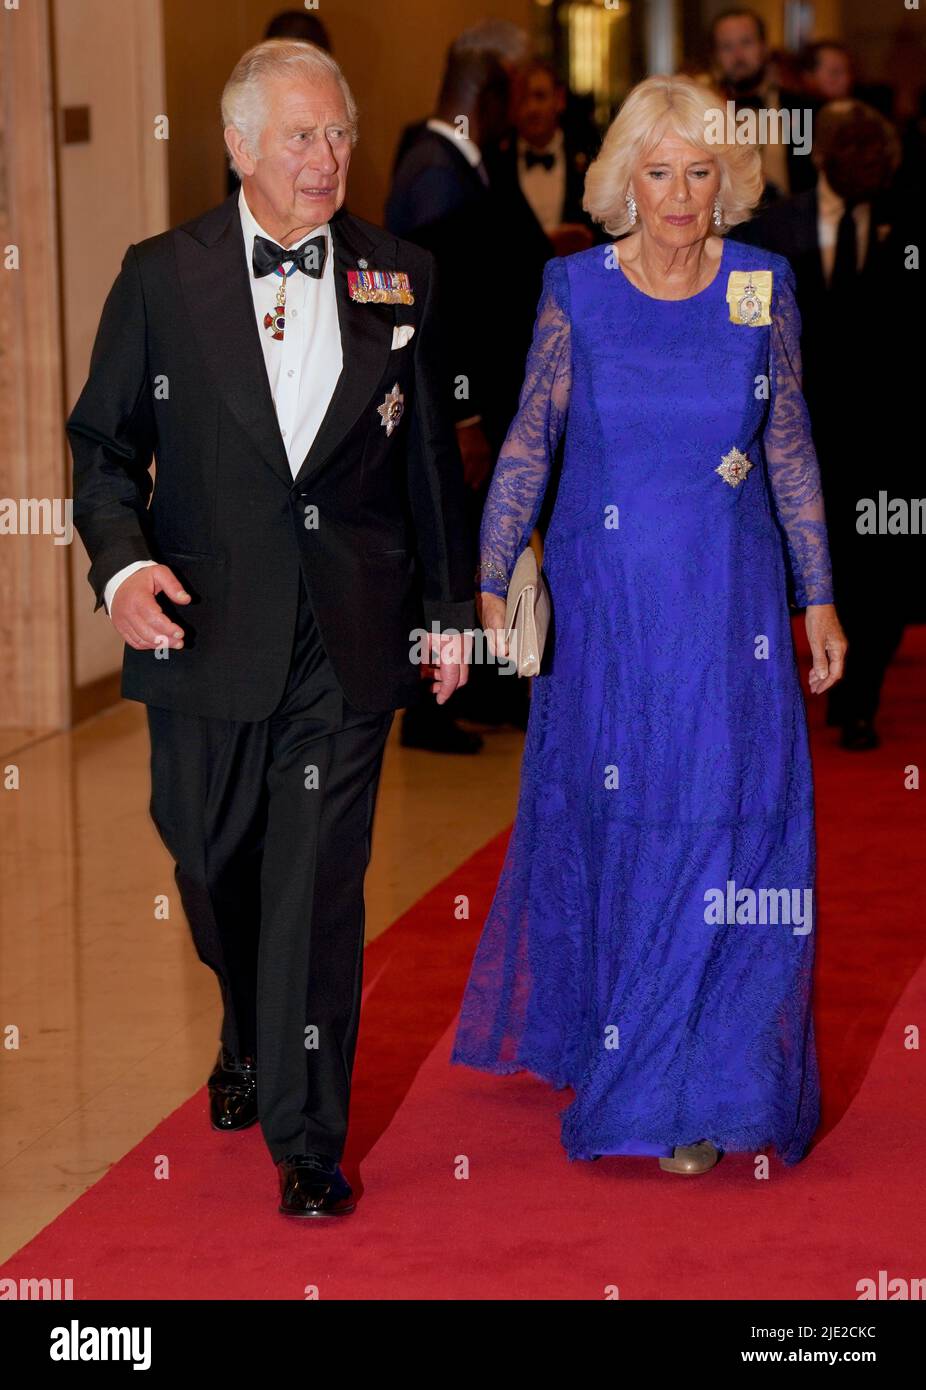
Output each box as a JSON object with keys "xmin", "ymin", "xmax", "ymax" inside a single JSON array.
[
  {"xmin": 103, "ymin": 188, "xmax": 342, "ymax": 615},
  {"xmin": 817, "ymin": 171, "xmax": 871, "ymax": 285},
  {"xmin": 518, "ymin": 129, "xmax": 566, "ymax": 231},
  {"xmin": 425, "ymin": 117, "xmax": 489, "ymax": 185}
]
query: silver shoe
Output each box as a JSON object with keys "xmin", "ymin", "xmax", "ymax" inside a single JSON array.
[{"xmin": 659, "ymin": 1141, "xmax": 721, "ymax": 1175}]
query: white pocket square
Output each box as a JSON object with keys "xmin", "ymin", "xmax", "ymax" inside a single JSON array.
[{"xmin": 391, "ymin": 324, "xmax": 415, "ymax": 350}]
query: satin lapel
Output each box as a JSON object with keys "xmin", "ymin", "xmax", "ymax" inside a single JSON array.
[
  {"xmin": 175, "ymin": 200, "xmax": 292, "ymax": 487},
  {"xmin": 293, "ymin": 213, "xmax": 397, "ymax": 488}
]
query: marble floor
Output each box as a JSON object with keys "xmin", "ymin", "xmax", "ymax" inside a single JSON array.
[{"xmin": 0, "ymin": 701, "xmax": 522, "ymax": 1261}]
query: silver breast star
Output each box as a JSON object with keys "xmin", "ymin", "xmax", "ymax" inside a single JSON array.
[
  {"xmin": 716, "ymin": 446, "xmax": 753, "ymax": 487},
  {"xmin": 377, "ymin": 383, "xmax": 404, "ymax": 437}
]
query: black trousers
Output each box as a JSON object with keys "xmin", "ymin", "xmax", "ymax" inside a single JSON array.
[{"xmin": 146, "ymin": 572, "xmax": 393, "ymax": 1163}]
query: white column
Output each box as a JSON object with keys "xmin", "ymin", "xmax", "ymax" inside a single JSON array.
[{"xmin": 646, "ymin": 0, "xmax": 677, "ymax": 76}]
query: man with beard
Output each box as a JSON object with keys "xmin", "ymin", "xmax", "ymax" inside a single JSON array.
[{"xmin": 711, "ymin": 7, "xmax": 814, "ymax": 197}]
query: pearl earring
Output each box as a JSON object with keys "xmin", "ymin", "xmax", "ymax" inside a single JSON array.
[
  {"xmin": 713, "ymin": 198, "xmax": 723, "ymax": 228},
  {"xmin": 626, "ymin": 192, "xmax": 638, "ymax": 225}
]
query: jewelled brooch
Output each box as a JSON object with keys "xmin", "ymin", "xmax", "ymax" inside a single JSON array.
[{"xmin": 716, "ymin": 446, "xmax": 754, "ymax": 487}]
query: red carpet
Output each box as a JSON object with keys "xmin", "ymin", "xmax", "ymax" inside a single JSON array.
[{"xmin": 2, "ymin": 627, "xmax": 924, "ymax": 1299}]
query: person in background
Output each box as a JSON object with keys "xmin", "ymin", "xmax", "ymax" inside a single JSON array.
[
  {"xmin": 710, "ymin": 7, "xmax": 813, "ymax": 196},
  {"xmin": 392, "ymin": 19, "xmax": 530, "ymax": 175},
  {"xmin": 733, "ymin": 101, "xmax": 914, "ymax": 749},
  {"xmin": 801, "ymin": 40, "xmax": 855, "ymax": 104},
  {"xmin": 388, "ymin": 39, "xmax": 551, "ymax": 746},
  {"xmin": 265, "ymin": 9, "xmax": 331, "ymax": 47},
  {"xmin": 486, "ymin": 59, "xmax": 598, "ymax": 257}
]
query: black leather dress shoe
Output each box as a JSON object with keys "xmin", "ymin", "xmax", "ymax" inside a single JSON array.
[
  {"xmin": 840, "ymin": 718, "xmax": 880, "ymax": 751},
  {"xmin": 277, "ymin": 1153, "xmax": 355, "ymax": 1218},
  {"xmin": 208, "ymin": 1047, "xmax": 258, "ymax": 1131}
]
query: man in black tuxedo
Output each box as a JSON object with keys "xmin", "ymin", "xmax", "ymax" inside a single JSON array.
[
  {"xmin": 485, "ymin": 59, "xmax": 599, "ymax": 259},
  {"xmin": 68, "ymin": 39, "xmax": 474, "ymax": 1217},
  {"xmin": 733, "ymin": 100, "xmax": 917, "ymax": 749}
]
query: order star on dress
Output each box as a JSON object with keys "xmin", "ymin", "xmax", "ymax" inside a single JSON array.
[{"xmin": 716, "ymin": 446, "xmax": 753, "ymax": 486}]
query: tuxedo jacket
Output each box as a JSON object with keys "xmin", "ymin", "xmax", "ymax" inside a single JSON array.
[
  {"xmin": 731, "ymin": 188, "xmax": 914, "ymax": 445},
  {"xmin": 731, "ymin": 187, "xmax": 921, "ymax": 592},
  {"xmin": 484, "ymin": 133, "xmax": 599, "ymax": 237},
  {"xmin": 385, "ymin": 126, "xmax": 549, "ymax": 453},
  {"xmin": 67, "ymin": 196, "xmax": 475, "ymax": 722}
]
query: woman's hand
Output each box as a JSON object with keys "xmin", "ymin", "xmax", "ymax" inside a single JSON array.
[
  {"xmin": 805, "ymin": 603, "xmax": 847, "ymax": 695},
  {"xmin": 477, "ymin": 591, "xmax": 509, "ymax": 659}
]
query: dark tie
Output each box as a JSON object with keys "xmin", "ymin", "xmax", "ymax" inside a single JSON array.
[
  {"xmin": 830, "ymin": 205, "xmax": 858, "ymax": 292},
  {"xmin": 524, "ymin": 149, "xmax": 555, "ymax": 172},
  {"xmin": 252, "ymin": 233, "xmax": 327, "ymax": 278}
]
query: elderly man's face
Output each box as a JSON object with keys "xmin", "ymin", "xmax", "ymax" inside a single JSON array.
[
  {"xmin": 713, "ymin": 16, "xmax": 766, "ymax": 89},
  {"xmin": 230, "ymin": 73, "xmax": 352, "ymax": 241},
  {"xmin": 630, "ymin": 133, "xmax": 721, "ymax": 250}
]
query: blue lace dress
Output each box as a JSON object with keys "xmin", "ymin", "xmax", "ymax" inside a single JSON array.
[{"xmin": 451, "ymin": 239, "xmax": 833, "ymax": 1163}]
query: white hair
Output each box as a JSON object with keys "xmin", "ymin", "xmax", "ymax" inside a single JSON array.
[
  {"xmin": 221, "ymin": 39, "xmax": 358, "ymax": 179},
  {"xmin": 584, "ymin": 75, "xmax": 764, "ymax": 237}
]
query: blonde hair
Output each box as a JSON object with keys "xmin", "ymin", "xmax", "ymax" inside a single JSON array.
[
  {"xmin": 583, "ymin": 75, "xmax": 763, "ymax": 237},
  {"xmin": 221, "ymin": 39, "xmax": 358, "ymax": 179}
]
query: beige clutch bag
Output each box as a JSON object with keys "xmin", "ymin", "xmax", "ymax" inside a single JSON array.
[{"xmin": 504, "ymin": 547, "xmax": 551, "ymax": 677}]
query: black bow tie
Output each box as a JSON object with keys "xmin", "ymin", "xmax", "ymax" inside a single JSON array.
[
  {"xmin": 524, "ymin": 149, "xmax": 555, "ymax": 172},
  {"xmin": 252, "ymin": 233, "xmax": 327, "ymax": 278}
]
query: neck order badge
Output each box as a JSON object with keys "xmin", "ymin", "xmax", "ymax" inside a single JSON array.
[{"xmin": 263, "ymin": 264, "xmax": 297, "ymax": 341}]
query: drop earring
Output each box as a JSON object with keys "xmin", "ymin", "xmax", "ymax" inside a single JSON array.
[
  {"xmin": 713, "ymin": 198, "xmax": 724, "ymax": 228},
  {"xmin": 626, "ymin": 192, "xmax": 638, "ymax": 225}
]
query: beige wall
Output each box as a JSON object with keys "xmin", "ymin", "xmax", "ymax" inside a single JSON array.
[
  {"xmin": 54, "ymin": 0, "xmax": 169, "ymax": 689},
  {"xmin": 0, "ymin": 0, "xmax": 70, "ymax": 732},
  {"xmin": 163, "ymin": 0, "xmax": 536, "ymax": 227}
]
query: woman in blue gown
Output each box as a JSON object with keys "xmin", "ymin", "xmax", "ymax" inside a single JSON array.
[{"xmin": 451, "ymin": 76, "xmax": 847, "ymax": 1173}]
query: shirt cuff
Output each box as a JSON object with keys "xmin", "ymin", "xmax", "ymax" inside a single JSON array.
[{"xmin": 103, "ymin": 560, "xmax": 157, "ymax": 616}]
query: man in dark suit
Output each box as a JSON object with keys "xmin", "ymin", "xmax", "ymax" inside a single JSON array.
[
  {"xmin": 387, "ymin": 46, "xmax": 544, "ymax": 743},
  {"xmin": 733, "ymin": 101, "xmax": 916, "ymax": 749},
  {"xmin": 68, "ymin": 40, "xmax": 474, "ymax": 1216},
  {"xmin": 710, "ymin": 7, "xmax": 815, "ymax": 197}
]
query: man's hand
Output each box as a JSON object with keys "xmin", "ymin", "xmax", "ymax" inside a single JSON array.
[
  {"xmin": 421, "ymin": 630, "xmax": 472, "ymax": 705},
  {"xmin": 110, "ymin": 565, "xmax": 190, "ymax": 651},
  {"xmin": 456, "ymin": 421, "xmax": 494, "ymax": 491},
  {"xmin": 805, "ymin": 603, "xmax": 847, "ymax": 695}
]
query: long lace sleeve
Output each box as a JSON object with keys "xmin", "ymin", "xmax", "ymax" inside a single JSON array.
[
  {"xmin": 477, "ymin": 258, "xmax": 572, "ymax": 596},
  {"xmin": 764, "ymin": 263, "xmax": 834, "ymax": 606}
]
